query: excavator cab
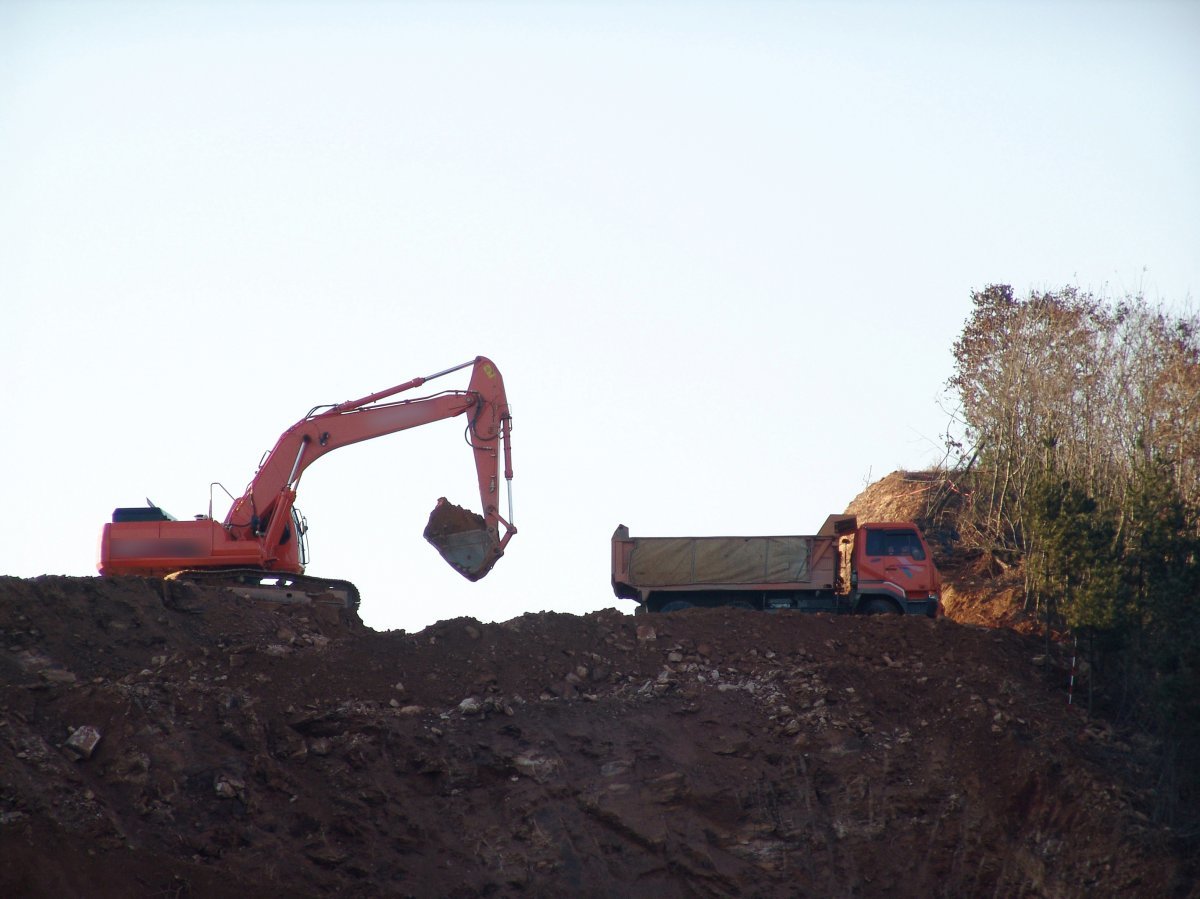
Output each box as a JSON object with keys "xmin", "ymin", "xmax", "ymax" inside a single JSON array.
[{"xmin": 292, "ymin": 508, "xmax": 310, "ymax": 568}]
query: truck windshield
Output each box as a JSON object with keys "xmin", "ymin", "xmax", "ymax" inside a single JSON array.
[{"xmin": 865, "ymin": 529, "xmax": 925, "ymax": 560}]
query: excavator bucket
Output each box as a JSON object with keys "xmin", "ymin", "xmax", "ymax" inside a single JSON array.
[{"xmin": 424, "ymin": 498, "xmax": 504, "ymax": 582}]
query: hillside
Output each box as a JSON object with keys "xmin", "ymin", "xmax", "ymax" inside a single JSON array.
[{"xmin": 1, "ymin": 475, "xmax": 1196, "ymax": 897}]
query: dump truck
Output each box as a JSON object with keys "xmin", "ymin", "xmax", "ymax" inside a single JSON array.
[{"xmin": 612, "ymin": 515, "xmax": 941, "ymax": 617}]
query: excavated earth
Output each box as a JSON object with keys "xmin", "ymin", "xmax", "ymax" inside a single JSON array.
[{"xmin": 2, "ymin": 474, "xmax": 1196, "ymax": 898}]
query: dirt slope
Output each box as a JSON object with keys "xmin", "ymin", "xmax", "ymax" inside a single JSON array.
[{"xmin": 1, "ymin": 573, "xmax": 1192, "ymax": 898}]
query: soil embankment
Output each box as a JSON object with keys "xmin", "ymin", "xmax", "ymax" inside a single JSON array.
[{"xmin": 1, "ymin": 572, "xmax": 1189, "ymax": 898}]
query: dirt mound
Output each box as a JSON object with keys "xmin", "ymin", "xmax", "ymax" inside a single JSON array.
[
  {"xmin": 845, "ymin": 470, "xmax": 943, "ymax": 526},
  {"xmin": 2, "ymin": 575, "xmax": 1191, "ymax": 898}
]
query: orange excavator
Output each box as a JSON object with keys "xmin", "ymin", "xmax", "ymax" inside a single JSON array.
[{"xmin": 98, "ymin": 356, "xmax": 515, "ymax": 610}]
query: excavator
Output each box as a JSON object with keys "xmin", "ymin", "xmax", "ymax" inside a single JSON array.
[{"xmin": 98, "ymin": 356, "xmax": 515, "ymax": 611}]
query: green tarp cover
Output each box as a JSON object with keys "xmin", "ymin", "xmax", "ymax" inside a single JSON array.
[{"xmin": 628, "ymin": 536, "xmax": 811, "ymax": 587}]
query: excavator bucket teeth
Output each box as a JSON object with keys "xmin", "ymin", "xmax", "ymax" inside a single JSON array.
[{"xmin": 424, "ymin": 499, "xmax": 503, "ymax": 582}]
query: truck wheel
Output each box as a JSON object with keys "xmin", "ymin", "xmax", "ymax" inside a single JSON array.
[
  {"xmin": 860, "ymin": 598, "xmax": 898, "ymax": 615},
  {"xmin": 659, "ymin": 600, "xmax": 695, "ymax": 613}
]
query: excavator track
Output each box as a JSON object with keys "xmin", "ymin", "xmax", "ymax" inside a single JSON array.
[{"xmin": 165, "ymin": 569, "xmax": 361, "ymax": 612}]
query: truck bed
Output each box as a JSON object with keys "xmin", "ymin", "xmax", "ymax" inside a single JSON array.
[{"xmin": 612, "ymin": 526, "xmax": 838, "ymax": 600}]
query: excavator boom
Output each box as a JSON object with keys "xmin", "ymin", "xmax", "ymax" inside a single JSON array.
[{"xmin": 99, "ymin": 356, "xmax": 516, "ymax": 601}]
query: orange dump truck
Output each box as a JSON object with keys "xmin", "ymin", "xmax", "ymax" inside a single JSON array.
[{"xmin": 611, "ymin": 515, "xmax": 941, "ymax": 617}]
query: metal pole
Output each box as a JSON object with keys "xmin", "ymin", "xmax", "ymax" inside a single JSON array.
[
  {"xmin": 286, "ymin": 438, "xmax": 309, "ymax": 487},
  {"xmin": 503, "ymin": 412, "xmax": 514, "ymax": 526},
  {"xmin": 422, "ymin": 358, "xmax": 476, "ymax": 382},
  {"xmin": 1067, "ymin": 634, "xmax": 1077, "ymax": 705}
]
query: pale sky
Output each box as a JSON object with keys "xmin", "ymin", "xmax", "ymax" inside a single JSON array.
[{"xmin": 2, "ymin": 1, "xmax": 1197, "ymax": 633}]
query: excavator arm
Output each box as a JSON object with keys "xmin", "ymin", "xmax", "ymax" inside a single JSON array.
[{"xmin": 226, "ymin": 356, "xmax": 515, "ymax": 580}]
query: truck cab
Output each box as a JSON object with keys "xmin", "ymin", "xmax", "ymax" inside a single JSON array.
[{"xmin": 847, "ymin": 522, "xmax": 941, "ymax": 617}]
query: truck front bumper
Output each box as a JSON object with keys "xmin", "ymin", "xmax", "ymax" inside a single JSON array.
[{"xmin": 905, "ymin": 598, "xmax": 942, "ymax": 619}]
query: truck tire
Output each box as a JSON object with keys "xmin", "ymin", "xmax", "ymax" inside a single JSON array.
[
  {"xmin": 659, "ymin": 600, "xmax": 695, "ymax": 613},
  {"xmin": 859, "ymin": 597, "xmax": 899, "ymax": 615}
]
